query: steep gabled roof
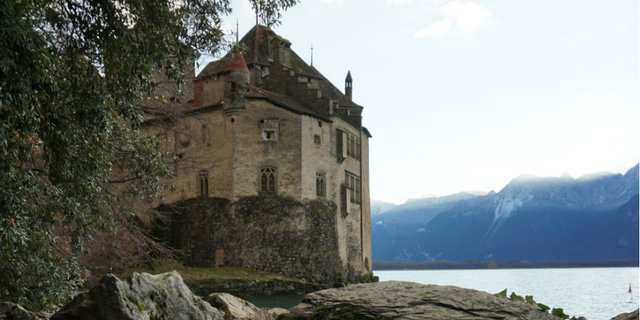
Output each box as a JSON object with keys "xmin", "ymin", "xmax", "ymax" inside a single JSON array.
[
  {"xmin": 247, "ymin": 87, "xmax": 331, "ymax": 121},
  {"xmin": 197, "ymin": 24, "xmax": 366, "ymax": 130}
]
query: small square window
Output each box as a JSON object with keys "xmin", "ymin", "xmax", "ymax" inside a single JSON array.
[
  {"xmin": 261, "ymin": 119, "xmax": 279, "ymax": 141},
  {"xmin": 314, "ymin": 135, "xmax": 321, "ymax": 145},
  {"xmin": 263, "ymin": 129, "xmax": 277, "ymax": 140}
]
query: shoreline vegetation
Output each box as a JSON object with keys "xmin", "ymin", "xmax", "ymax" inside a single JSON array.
[
  {"xmin": 373, "ymin": 259, "xmax": 639, "ymax": 270},
  {"xmin": 119, "ymin": 259, "xmax": 325, "ymax": 298}
]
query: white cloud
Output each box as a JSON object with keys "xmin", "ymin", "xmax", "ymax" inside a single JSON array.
[
  {"xmin": 415, "ymin": 17, "xmax": 453, "ymax": 37},
  {"xmin": 441, "ymin": 1, "xmax": 492, "ymax": 31},
  {"xmin": 386, "ymin": 0, "xmax": 414, "ymax": 6},
  {"xmin": 415, "ymin": 0, "xmax": 492, "ymax": 38}
]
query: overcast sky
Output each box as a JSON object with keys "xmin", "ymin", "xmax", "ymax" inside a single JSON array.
[{"xmin": 215, "ymin": 0, "xmax": 639, "ymax": 204}]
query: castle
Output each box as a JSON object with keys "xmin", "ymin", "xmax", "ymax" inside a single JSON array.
[{"xmin": 146, "ymin": 25, "xmax": 372, "ymax": 284}]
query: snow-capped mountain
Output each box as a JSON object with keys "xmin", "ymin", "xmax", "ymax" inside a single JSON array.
[{"xmin": 372, "ymin": 164, "xmax": 639, "ymax": 262}]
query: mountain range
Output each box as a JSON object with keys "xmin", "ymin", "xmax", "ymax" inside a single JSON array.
[{"xmin": 372, "ymin": 165, "xmax": 639, "ymax": 264}]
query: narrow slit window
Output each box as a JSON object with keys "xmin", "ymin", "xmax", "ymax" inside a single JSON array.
[
  {"xmin": 198, "ymin": 171, "xmax": 209, "ymax": 197},
  {"xmin": 316, "ymin": 171, "xmax": 326, "ymax": 197}
]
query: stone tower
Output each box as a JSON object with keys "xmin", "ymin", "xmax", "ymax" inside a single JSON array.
[{"xmin": 224, "ymin": 48, "xmax": 250, "ymax": 115}]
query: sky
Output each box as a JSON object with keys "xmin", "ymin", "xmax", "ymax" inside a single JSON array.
[{"xmin": 212, "ymin": 0, "xmax": 639, "ymax": 204}]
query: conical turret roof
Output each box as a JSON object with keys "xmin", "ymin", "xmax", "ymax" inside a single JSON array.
[{"xmin": 226, "ymin": 49, "xmax": 248, "ymax": 71}]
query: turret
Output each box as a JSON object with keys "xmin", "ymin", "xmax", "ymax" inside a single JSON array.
[
  {"xmin": 224, "ymin": 48, "xmax": 250, "ymax": 115},
  {"xmin": 345, "ymin": 71, "xmax": 353, "ymax": 100}
]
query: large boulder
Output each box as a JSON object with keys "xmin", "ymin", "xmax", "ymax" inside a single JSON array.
[
  {"xmin": 0, "ymin": 302, "xmax": 37, "ymax": 320},
  {"xmin": 51, "ymin": 271, "xmax": 224, "ymax": 320},
  {"xmin": 205, "ymin": 293, "xmax": 288, "ymax": 320},
  {"xmin": 611, "ymin": 309, "xmax": 639, "ymax": 320},
  {"xmin": 281, "ymin": 281, "xmax": 562, "ymax": 320}
]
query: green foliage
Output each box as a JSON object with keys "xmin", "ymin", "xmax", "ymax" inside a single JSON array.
[
  {"xmin": 144, "ymin": 259, "xmax": 301, "ymax": 285},
  {"xmin": 509, "ymin": 292, "xmax": 524, "ymax": 302},
  {"xmin": 494, "ymin": 289, "xmax": 573, "ymax": 319},
  {"xmin": 0, "ymin": 0, "xmax": 297, "ymax": 311},
  {"xmin": 537, "ymin": 303, "xmax": 551, "ymax": 312},
  {"xmin": 551, "ymin": 308, "xmax": 569, "ymax": 319}
]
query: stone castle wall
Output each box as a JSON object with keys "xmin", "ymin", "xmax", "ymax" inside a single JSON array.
[
  {"xmin": 229, "ymin": 100, "xmax": 303, "ymax": 199},
  {"xmin": 155, "ymin": 196, "xmax": 353, "ymax": 284},
  {"xmin": 142, "ymin": 58, "xmax": 372, "ymax": 283},
  {"xmin": 144, "ymin": 101, "xmax": 372, "ymax": 280}
]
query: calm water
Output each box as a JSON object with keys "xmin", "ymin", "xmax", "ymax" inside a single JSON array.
[{"xmin": 376, "ymin": 267, "xmax": 639, "ymax": 320}]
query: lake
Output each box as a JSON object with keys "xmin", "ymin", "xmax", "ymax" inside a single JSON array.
[{"xmin": 376, "ymin": 267, "xmax": 639, "ymax": 320}]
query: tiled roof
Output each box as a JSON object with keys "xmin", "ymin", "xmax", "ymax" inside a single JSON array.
[
  {"xmin": 197, "ymin": 24, "xmax": 366, "ymax": 130},
  {"xmin": 197, "ymin": 59, "xmax": 225, "ymax": 79},
  {"xmin": 247, "ymin": 87, "xmax": 331, "ymax": 121}
]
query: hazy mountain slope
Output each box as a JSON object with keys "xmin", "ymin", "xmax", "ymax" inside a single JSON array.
[
  {"xmin": 372, "ymin": 164, "xmax": 639, "ymax": 262},
  {"xmin": 371, "ymin": 192, "xmax": 480, "ymax": 260},
  {"xmin": 570, "ymin": 194, "xmax": 639, "ymax": 260},
  {"xmin": 371, "ymin": 200, "xmax": 397, "ymax": 215}
]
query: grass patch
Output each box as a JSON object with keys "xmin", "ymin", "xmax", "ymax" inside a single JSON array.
[{"xmin": 122, "ymin": 259, "xmax": 305, "ymax": 289}]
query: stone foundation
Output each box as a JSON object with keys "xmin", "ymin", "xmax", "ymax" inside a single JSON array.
[{"xmin": 155, "ymin": 196, "xmax": 348, "ymax": 285}]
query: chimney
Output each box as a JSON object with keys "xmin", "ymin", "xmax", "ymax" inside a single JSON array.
[{"xmin": 193, "ymin": 80, "xmax": 204, "ymax": 107}]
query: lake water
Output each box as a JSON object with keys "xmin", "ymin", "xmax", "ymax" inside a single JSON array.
[{"xmin": 376, "ymin": 267, "xmax": 639, "ymax": 320}]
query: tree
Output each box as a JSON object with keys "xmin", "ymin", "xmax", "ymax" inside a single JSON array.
[{"xmin": 0, "ymin": 0, "xmax": 297, "ymax": 311}]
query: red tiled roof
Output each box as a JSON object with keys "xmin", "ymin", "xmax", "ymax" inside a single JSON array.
[{"xmin": 226, "ymin": 50, "xmax": 248, "ymax": 71}]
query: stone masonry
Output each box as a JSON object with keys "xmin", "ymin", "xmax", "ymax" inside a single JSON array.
[{"xmin": 144, "ymin": 24, "xmax": 372, "ymax": 285}]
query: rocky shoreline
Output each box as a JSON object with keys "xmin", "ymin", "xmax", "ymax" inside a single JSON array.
[
  {"xmin": 1, "ymin": 271, "xmax": 637, "ymax": 320},
  {"xmin": 189, "ymin": 278, "xmax": 325, "ymax": 298}
]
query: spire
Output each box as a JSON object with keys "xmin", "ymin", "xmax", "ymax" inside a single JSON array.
[
  {"xmin": 310, "ymin": 45, "xmax": 314, "ymax": 67},
  {"xmin": 235, "ymin": 19, "xmax": 239, "ymax": 44},
  {"xmin": 345, "ymin": 71, "xmax": 353, "ymax": 100}
]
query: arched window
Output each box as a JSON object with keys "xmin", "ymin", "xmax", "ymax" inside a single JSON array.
[
  {"xmin": 198, "ymin": 171, "xmax": 209, "ymax": 197},
  {"xmin": 316, "ymin": 171, "xmax": 326, "ymax": 197},
  {"xmin": 260, "ymin": 167, "xmax": 277, "ymax": 194}
]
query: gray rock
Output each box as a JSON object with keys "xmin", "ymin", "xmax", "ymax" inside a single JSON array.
[
  {"xmin": 51, "ymin": 271, "xmax": 224, "ymax": 320},
  {"xmin": 611, "ymin": 309, "xmax": 639, "ymax": 320},
  {"xmin": 0, "ymin": 302, "xmax": 37, "ymax": 320},
  {"xmin": 281, "ymin": 281, "xmax": 562, "ymax": 320},
  {"xmin": 266, "ymin": 308, "xmax": 290, "ymax": 318},
  {"xmin": 206, "ymin": 293, "xmax": 289, "ymax": 320},
  {"xmin": 206, "ymin": 292, "xmax": 265, "ymax": 320}
]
